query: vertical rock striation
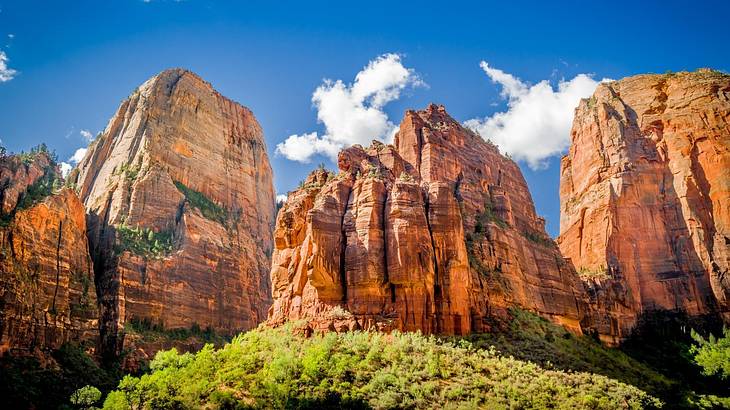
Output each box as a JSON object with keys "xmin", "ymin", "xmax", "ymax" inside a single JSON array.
[
  {"xmin": 558, "ymin": 69, "xmax": 730, "ymax": 342},
  {"xmin": 0, "ymin": 152, "xmax": 97, "ymax": 353},
  {"xmin": 269, "ymin": 104, "xmax": 588, "ymax": 335},
  {"xmin": 72, "ymin": 69, "xmax": 275, "ymax": 358}
]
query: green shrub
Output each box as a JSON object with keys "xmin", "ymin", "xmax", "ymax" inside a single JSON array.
[
  {"xmin": 70, "ymin": 385, "xmax": 102, "ymax": 409},
  {"xmin": 173, "ymin": 181, "xmax": 228, "ymax": 224},
  {"xmin": 690, "ymin": 327, "xmax": 730, "ymax": 379},
  {"xmin": 18, "ymin": 143, "xmax": 58, "ymax": 165},
  {"xmin": 114, "ymin": 224, "xmax": 173, "ymax": 259},
  {"xmin": 466, "ymin": 309, "xmax": 730, "ymax": 408},
  {"xmin": 113, "ymin": 163, "xmax": 140, "ymax": 182},
  {"xmin": 125, "ymin": 317, "xmax": 228, "ymax": 345},
  {"xmin": 577, "ymin": 265, "xmax": 609, "ymax": 280},
  {"xmin": 522, "ymin": 230, "xmax": 555, "ymax": 247},
  {"xmin": 103, "ymin": 325, "xmax": 659, "ymax": 409},
  {"xmin": 0, "ymin": 161, "xmax": 61, "ymax": 227}
]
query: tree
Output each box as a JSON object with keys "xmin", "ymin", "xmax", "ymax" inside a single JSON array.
[
  {"xmin": 691, "ymin": 328, "xmax": 730, "ymax": 379},
  {"xmin": 70, "ymin": 385, "xmax": 102, "ymax": 410}
]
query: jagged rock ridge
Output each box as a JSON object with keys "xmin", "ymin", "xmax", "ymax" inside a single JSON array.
[
  {"xmin": 558, "ymin": 69, "xmax": 730, "ymax": 342},
  {"xmin": 71, "ymin": 68, "xmax": 276, "ymax": 358},
  {"xmin": 269, "ymin": 104, "xmax": 588, "ymax": 335}
]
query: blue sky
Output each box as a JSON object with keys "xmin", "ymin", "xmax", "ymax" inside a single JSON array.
[{"xmin": 0, "ymin": 0, "xmax": 728, "ymax": 236}]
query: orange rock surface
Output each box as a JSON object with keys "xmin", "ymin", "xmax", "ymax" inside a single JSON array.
[
  {"xmin": 269, "ymin": 104, "xmax": 588, "ymax": 335},
  {"xmin": 558, "ymin": 69, "xmax": 730, "ymax": 342},
  {"xmin": 0, "ymin": 153, "xmax": 97, "ymax": 352},
  {"xmin": 72, "ymin": 69, "xmax": 275, "ymax": 357}
]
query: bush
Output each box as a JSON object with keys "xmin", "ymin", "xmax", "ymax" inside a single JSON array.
[
  {"xmin": 114, "ymin": 224, "xmax": 173, "ymax": 259},
  {"xmin": 103, "ymin": 325, "xmax": 660, "ymax": 409},
  {"xmin": 0, "ymin": 161, "xmax": 61, "ymax": 226},
  {"xmin": 70, "ymin": 385, "xmax": 102, "ymax": 409},
  {"xmin": 125, "ymin": 317, "xmax": 228, "ymax": 345},
  {"xmin": 690, "ymin": 327, "xmax": 730, "ymax": 379},
  {"xmin": 174, "ymin": 181, "xmax": 228, "ymax": 224}
]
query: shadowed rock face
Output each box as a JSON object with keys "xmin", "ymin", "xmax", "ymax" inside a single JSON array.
[
  {"xmin": 269, "ymin": 104, "xmax": 589, "ymax": 335},
  {"xmin": 72, "ymin": 69, "xmax": 275, "ymax": 358},
  {"xmin": 558, "ymin": 69, "xmax": 730, "ymax": 343},
  {"xmin": 0, "ymin": 153, "xmax": 97, "ymax": 353}
]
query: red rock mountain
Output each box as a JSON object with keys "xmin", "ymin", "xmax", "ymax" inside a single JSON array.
[
  {"xmin": 558, "ymin": 69, "xmax": 730, "ymax": 342},
  {"xmin": 269, "ymin": 104, "xmax": 588, "ymax": 335},
  {"xmin": 0, "ymin": 151, "xmax": 97, "ymax": 353},
  {"xmin": 70, "ymin": 69, "xmax": 275, "ymax": 357}
]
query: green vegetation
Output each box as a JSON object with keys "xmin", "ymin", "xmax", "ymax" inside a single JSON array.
[
  {"xmin": 113, "ymin": 162, "xmax": 141, "ymax": 182},
  {"xmin": 464, "ymin": 200, "xmax": 510, "ymax": 283},
  {"xmin": 174, "ymin": 180, "xmax": 228, "ymax": 224},
  {"xmin": 114, "ymin": 224, "xmax": 174, "ymax": 259},
  {"xmin": 476, "ymin": 200, "xmax": 508, "ymax": 230},
  {"xmin": 70, "ymin": 385, "xmax": 103, "ymax": 409},
  {"xmin": 521, "ymin": 230, "xmax": 555, "ymax": 247},
  {"xmin": 0, "ymin": 156, "xmax": 62, "ymax": 227},
  {"xmin": 0, "ymin": 343, "xmax": 120, "ymax": 410},
  {"xmin": 398, "ymin": 171, "xmax": 414, "ymax": 182},
  {"xmin": 577, "ymin": 265, "xmax": 610, "ymax": 280},
  {"xmin": 18, "ymin": 143, "xmax": 58, "ymax": 165},
  {"xmin": 462, "ymin": 309, "xmax": 730, "ymax": 409},
  {"xmin": 70, "ymin": 271, "xmax": 95, "ymax": 316},
  {"xmin": 690, "ymin": 327, "xmax": 730, "ymax": 380},
  {"xmin": 125, "ymin": 317, "xmax": 229, "ymax": 346},
  {"xmin": 101, "ymin": 324, "xmax": 659, "ymax": 410},
  {"xmin": 364, "ymin": 164, "xmax": 384, "ymax": 180}
]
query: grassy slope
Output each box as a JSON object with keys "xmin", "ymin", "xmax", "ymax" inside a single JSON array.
[{"xmin": 102, "ymin": 323, "xmax": 660, "ymax": 410}]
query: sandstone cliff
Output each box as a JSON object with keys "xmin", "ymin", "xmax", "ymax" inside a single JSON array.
[
  {"xmin": 269, "ymin": 104, "xmax": 588, "ymax": 335},
  {"xmin": 558, "ymin": 69, "xmax": 730, "ymax": 342},
  {"xmin": 71, "ymin": 69, "xmax": 275, "ymax": 358},
  {"xmin": 0, "ymin": 151, "xmax": 97, "ymax": 353}
]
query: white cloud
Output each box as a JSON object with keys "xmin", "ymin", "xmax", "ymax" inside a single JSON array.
[
  {"xmin": 59, "ymin": 163, "xmax": 73, "ymax": 178},
  {"xmin": 69, "ymin": 147, "xmax": 87, "ymax": 163},
  {"xmin": 80, "ymin": 129, "xmax": 93, "ymax": 142},
  {"xmin": 276, "ymin": 53, "xmax": 422, "ymax": 163},
  {"xmin": 276, "ymin": 194, "xmax": 288, "ymax": 203},
  {"xmin": 465, "ymin": 61, "xmax": 608, "ymax": 169},
  {"xmin": 0, "ymin": 51, "xmax": 17, "ymax": 82},
  {"xmin": 59, "ymin": 147, "xmax": 88, "ymax": 178}
]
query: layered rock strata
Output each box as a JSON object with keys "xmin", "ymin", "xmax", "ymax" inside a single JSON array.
[
  {"xmin": 71, "ymin": 69, "xmax": 275, "ymax": 358},
  {"xmin": 558, "ymin": 69, "xmax": 730, "ymax": 342},
  {"xmin": 0, "ymin": 152, "xmax": 97, "ymax": 352},
  {"xmin": 269, "ymin": 104, "xmax": 588, "ymax": 335}
]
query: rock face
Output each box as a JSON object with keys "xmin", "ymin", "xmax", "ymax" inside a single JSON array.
[
  {"xmin": 71, "ymin": 69, "xmax": 275, "ymax": 358},
  {"xmin": 558, "ymin": 69, "xmax": 730, "ymax": 342},
  {"xmin": 0, "ymin": 152, "xmax": 97, "ymax": 353},
  {"xmin": 269, "ymin": 104, "xmax": 588, "ymax": 335}
]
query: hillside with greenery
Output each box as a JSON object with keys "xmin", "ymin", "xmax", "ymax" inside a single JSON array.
[
  {"xmin": 461, "ymin": 309, "xmax": 730, "ymax": 409},
  {"xmin": 99, "ymin": 323, "xmax": 660, "ymax": 410}
]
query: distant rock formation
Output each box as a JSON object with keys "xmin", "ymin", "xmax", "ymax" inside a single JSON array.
[
  {"xmin": 71, "ymin": 69, "xmax": 275, "ymax": 358},
  {"xmin": 269, "ymin": 104, "xmax": 588, "ymax": 335},
  {"xmin": 558, "ymin": 69, "xmax": 730, "ymax": 342},
  {"xmin": 0, "ymin": 151, "xmax": 97, "ymax": 353}
]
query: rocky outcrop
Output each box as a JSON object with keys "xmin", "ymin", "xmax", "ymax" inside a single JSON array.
[
  {"xmin": 71, "ymin": 69, "xmax": 275, "ymax": 358},
  {"xmin": 558, "ymin": 69, "xmax": 730, "ymax": 342},
  {"xmin": 0, "ymin": 152, "xmax": 97, "ymax": 353},
  {"xmin": 269, "ymin": 104, "xmax": 588, "ymax": 335}
]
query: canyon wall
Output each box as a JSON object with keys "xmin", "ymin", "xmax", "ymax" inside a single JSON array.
[
  {"xmin": 0, "ymin": 152, "xmax": 97, "ymax": 353},
  {"xmin": 558, "ymin": 69, "xmax": 730, "ymax": 341},
  {"xmin": 269, "ymin": 104, "xmax": 588, "ymax": 335},
  {"xmin": 71, "ymin": 69, "xmax": 275, "ymax": 358}
]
